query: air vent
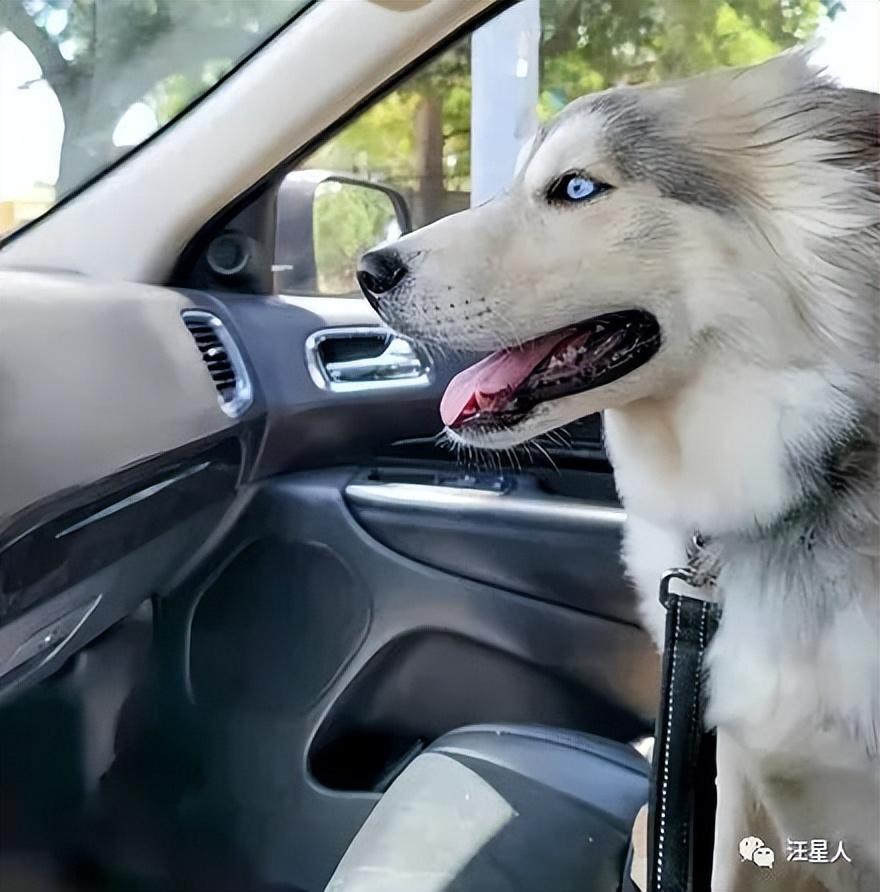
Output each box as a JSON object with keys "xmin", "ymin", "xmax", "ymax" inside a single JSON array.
[{"xmin": 182, "ymin": 310, "xmax": 253, "ymax": 418}]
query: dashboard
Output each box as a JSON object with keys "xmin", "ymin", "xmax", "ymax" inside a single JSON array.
[
  {"xmin": 0, "ymin": 267, "xmax": 460, "ymax": 703},
  {"xmin": 0, "ymin": 271, "xmax": 254, "ymax": 701}
]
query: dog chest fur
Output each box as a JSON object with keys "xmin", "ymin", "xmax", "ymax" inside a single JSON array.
[
  {"xmin": 606, "ymin": 366, "xmax": 880, "ymax": 880},
  {"xmin": 606, "ymin": 354, "xmax": 878, "ymax": 712}
]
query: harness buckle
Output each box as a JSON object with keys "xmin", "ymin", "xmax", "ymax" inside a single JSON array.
[{"xmin": 658, "ymin": 566, "xmax": 718, "ymax": 608}]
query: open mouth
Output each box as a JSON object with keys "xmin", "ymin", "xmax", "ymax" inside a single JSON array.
[{"xmin": 441, "ymin": 310, "xmax": 661, "ymax": 431}]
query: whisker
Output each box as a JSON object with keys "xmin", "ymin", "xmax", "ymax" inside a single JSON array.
[{"xmin": 532, "ymin": 440, "xmax": 561, "ymax": 474}]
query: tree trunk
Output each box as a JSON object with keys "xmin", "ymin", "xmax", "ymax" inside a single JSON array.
[
  {"xmin": 55, "ymin": 85, "xmax": 126, "ymax": 199},
  {"xmin": 56, "ymin": 118, "xmax": 97, "ymax": 198},
  {"xmin": 412, "ymin": 91, "xmax": 445, "ymax": 227}
]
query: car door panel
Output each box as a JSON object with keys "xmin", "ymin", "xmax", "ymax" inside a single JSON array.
[
  {"xmin": 344, "ymin": 469, "xmax": 637, "ymax": 624},
  {"xmin": 159, "ymin": 465, "xmax": 656, "ymax": 890}
]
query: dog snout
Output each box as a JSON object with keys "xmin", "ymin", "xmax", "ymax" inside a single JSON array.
[{"xmin": 357, "ymin": 249, "xmax": 408, "ymax": 308}]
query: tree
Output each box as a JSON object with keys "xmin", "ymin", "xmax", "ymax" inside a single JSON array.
[
  {"xmin": 0, "ymin": 0, "xmax": 297, "ymax": 196},
  {"xmin": 537, "ymin": 0, "xmax": 829, "ymax": 113}
]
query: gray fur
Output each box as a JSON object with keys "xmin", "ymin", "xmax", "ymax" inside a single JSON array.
[{"xmin": 547, "ymin": 90, "xmax": 739, "ymax": 211}]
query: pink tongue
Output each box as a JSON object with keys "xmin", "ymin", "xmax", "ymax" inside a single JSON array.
[{"xmin": 440, "ymin": 329, "xmax": 574, "ymax": 427}]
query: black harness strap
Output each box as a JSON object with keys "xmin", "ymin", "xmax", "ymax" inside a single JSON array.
[{"xmin": 647, "ymin": 570, "xmax": 722, "ymax": 892}]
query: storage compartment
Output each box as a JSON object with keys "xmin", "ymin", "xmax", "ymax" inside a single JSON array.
[
  {"xmin": 190, "ymin": 539, "xmax": 368, "ymax": 714},
  {"xmin": 309, "ymin": 629, "xmax": 647, "ymax": 792}
]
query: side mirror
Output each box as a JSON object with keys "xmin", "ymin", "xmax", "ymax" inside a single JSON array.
[{"xmin": 275, "ymin": 173, "xmax": 411, "ymax": 296}]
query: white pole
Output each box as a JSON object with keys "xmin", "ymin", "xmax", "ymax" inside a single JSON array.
[{"xmin": 470, "ymin": 0, "xmax": 541, "ymax": 206}]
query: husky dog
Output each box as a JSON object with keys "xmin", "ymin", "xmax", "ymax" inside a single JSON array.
[{"xmin": 357, "ymin": 52, "xmax": 879, "ymax": 891}]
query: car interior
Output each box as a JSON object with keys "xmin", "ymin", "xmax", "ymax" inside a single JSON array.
[{"xmin": 2, "ymin": 0, "xmax": 852, "ymax": 888}]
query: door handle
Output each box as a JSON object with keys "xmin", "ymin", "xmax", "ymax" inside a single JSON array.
[
  {"xmin": 325, "ymin": 336, "xmax": 424, "ymax": 383},
  {"xmin": 306, "ymin": 327, "xmax": 432, "ymax": 393}
]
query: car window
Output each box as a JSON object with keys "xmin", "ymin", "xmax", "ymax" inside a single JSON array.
[
  {"xmin": 278, "ymin": 0, "xmax": 876, "ymax": 297},
  {"xmin": 0, "ymin": 0, "xmax": 313, "ymax": 240}
]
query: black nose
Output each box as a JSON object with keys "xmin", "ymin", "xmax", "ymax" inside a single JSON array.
[{"xmin": 357, "ymin": 249, "xmax": 407, "ymax": 307}]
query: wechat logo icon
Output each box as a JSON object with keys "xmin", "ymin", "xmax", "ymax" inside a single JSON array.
[{"xmin": 740, "ymin": 836, "xmax": 775, "ymax": 869}]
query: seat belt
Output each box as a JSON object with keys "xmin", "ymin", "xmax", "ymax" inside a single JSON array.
[{"xmin": 647, "ymin": 554, "xmax": 722, "ymax": 892}]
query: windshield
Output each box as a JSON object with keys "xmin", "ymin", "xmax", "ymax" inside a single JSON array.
[{"xmin": 0, "ymin": 0, "xmax": 312, "ymax": 239}]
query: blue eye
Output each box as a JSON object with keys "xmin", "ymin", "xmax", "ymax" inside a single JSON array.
[
  {"xmin": 567, "ymin": 177, "xmax": 595, "ymax": 199},
  {"xmin": 547, "ymin": 172, "xmax": 612, "ymax": 204}
]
